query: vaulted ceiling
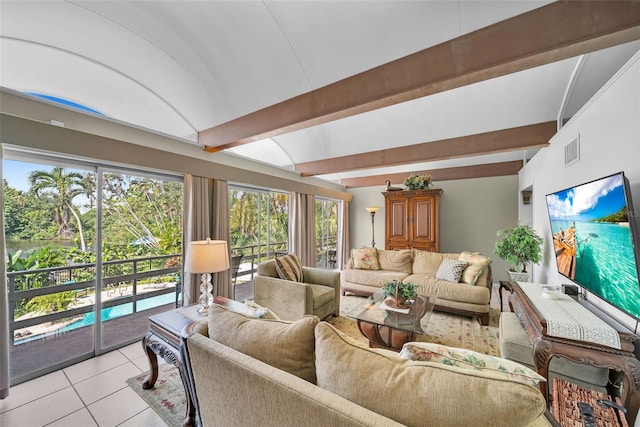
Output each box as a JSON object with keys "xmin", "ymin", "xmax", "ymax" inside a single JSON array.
[{"xmin": 1, "ymin": 1, "xmax": 639, "ymax": 188}]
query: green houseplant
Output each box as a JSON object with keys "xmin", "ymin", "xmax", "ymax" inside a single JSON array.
[
  {"xmin": 382, "ymin": 280, "xmax": 418, "ymax": 308},
  {"xmin": 494, "ymin": 224, "xmax": 543, "ymax": 281},
  {"xmin": 404, "ymin": 174, "xmax": 432, "ymax": 190}
]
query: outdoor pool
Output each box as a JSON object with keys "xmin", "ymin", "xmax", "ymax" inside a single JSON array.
[{"xmin": 15, "ymin": 292, "xmax": 177, "ymax": 344}]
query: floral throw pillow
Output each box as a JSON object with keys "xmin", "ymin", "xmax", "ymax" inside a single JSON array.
[
  {"xmin": 399, "ymin": 342, "xmax": 545, "ymax": 388},
  {"xmin": 435, "ymin": 258, "xmax": 468, "ymax": 282},
  {"xmin": 351, "ymin": 247, "xmax": 380, "ymax": 270},
  {"xmin": 458, "ymin": 251, "xmax": 491, "ymax": 285}
]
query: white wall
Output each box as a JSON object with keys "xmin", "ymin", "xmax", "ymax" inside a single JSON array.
[
  {"xmin": 519, "ymin": 50, "xmax": 640, "ymax": 331},
  {"xmin": 348, "ymin": 175, "xmax": 519, "ymax": 282}
]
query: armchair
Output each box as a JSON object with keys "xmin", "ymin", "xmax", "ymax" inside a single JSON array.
[{"xmin": 254, "ymin": 259, "xmax": 340, "ymax": 321}]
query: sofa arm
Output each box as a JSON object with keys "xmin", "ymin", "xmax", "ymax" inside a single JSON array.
[
  {"xmin": 302, "ymin": 267, "xmax": 341, "ymax": 315},
  {"xmin": 254, "ymin": 275, "xmax": 313, "ymax": 321}
]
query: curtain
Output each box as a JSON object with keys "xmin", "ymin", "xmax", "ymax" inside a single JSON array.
[
  {"xmin": 339, "ymin": 199, "xmax": 350, "ymax": 269},
  {"xmin": 211, "ymin": 179, "xmax": 231, "ymax": 298},
  {"xmin": 1, "ymin": 145, "xmax": 10, "ymax": 398},
  {"xmin": 290, "ymin": 192, "xmax": 316, "ymax": 267},
  {"xmin": 183, "ymin": 175, "xmax": 212, "ymax": 305}
]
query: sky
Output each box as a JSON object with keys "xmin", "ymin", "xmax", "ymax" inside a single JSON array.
[{"xmin": 546, "ymin": 173, "xmax": 626, "ymax": 221}]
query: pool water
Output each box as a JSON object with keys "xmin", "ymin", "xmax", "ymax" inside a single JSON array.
[{"xmin": 15, "ymin": 292, "xmax": 177, "ymax": 344}]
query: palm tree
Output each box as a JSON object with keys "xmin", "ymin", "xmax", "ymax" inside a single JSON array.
[{"xmin": 29, "ymin": 167, "xmax": 90, "ymax": 251}]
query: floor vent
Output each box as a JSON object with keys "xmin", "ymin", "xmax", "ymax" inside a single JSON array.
[{"xmin": 564, "ymin": 136, "xmax": 580, "ymax": 166}]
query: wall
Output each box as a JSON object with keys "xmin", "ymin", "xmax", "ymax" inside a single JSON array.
[
  {"xmin": 348, "ymin": 175, "xmax": 519, "ymax": 282},
  {"xmin": 519, "ymin": 50, "xmax": 640, "ymax": 331}
]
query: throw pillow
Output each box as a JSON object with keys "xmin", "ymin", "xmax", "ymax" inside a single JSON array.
[
  {"xmin": 314, "ymin": 322, "xmax": 545, "ymax": 426},
  {"xmin": 399, "ymin": 342, "xmax": 545, "ymax": 388},
  {"xmin": 208, "ymin": 304, "xmax": 318, "ymax": 383},
  {"xmin": 275, "ymin": 253, "xmax": 303, "ymax": 282},
  {"xmin": 458, "ymin": 251, "xmax": 492, "ymax": 285},
  {"xmin": 243, "ymin": 300, "xmax": 280, "ymax": 320},
  {"xmin": 435, "ymin": 258, "xmax": 468, "ymax": 282},
  {"xmin": 351, "ymin": 247, "xmax": 380, "ymax": 270}
]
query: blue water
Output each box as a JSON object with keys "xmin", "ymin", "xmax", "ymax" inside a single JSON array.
[
  {"xmin": 15, "ymin": 293, "xmax": 176, "ymax": 344},
  {"xmin": 550, "ymin": 220, "xmax": 640, "ymax": 319}
]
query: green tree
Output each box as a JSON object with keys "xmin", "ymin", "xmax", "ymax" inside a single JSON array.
[{"xmin": 29, "ymin": 167, "xmax": 90, "ymax": 251}]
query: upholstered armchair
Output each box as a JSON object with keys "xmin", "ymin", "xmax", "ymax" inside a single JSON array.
[{"xmin": 254, "ymin": 259, "xmax": 340, "ymax": 321}]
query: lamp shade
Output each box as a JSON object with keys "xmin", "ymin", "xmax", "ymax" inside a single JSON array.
[
  {"xmin": 365, "ymin": 206, "xmax": 379, "ymax": 213},
  {"xmin": 184, "ymin": 239, "xmax": 230, "ymax": 274}
]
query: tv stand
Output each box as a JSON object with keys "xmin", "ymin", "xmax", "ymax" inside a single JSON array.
[{"xmin": 508, "ymin": 281, "xmax": 640, "ymax": 425}]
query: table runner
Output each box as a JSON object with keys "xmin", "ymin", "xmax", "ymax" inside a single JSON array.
[{"xmin": 519, "ymin": 282, "xmax": 621, "ymax": 349}]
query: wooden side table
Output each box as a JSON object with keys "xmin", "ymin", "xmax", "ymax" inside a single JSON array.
[
  {"xmin": 142, "ymin": 298, "xmax": 245, "ymax": 426},
  {"xmin": 498, "ymin": 280, "xmax": 514, "ymax": 312},
  {"xmin": 143, "ymin": 304, "xmax": 202, "ymax": 427}
]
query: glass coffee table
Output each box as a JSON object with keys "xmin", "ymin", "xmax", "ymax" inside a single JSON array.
[{"xmin": 346, "ymin": 289, "xmax": 438, "ymax": 351}]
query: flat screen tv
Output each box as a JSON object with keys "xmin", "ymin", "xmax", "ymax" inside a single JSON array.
[{"xmin": 545, "ymin": 171, "xmax": 640, "ymax": 320}]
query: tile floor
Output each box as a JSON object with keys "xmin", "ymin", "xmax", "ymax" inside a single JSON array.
[{"xmin": 0, "ymin": 342, "xmax": 167, "ymax": 427}]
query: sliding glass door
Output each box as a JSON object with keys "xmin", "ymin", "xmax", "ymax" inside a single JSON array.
[
  {"xmin": 98, "ymin": 170, "xmax": 183, "ymax": 350},
  {"xmin": 3, "ymin": 152, "xmax": 182, "ymax": 384}
]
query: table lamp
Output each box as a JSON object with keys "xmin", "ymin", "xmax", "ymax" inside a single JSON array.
[{"xmin": 184, "ymin": 239, "xmax": 230, "ymax": 315}]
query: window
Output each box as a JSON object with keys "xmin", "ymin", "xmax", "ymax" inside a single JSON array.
[
  {"xmin": 3, "ymin": 151, "xmax": 182, "ymax": 384},
  {"xmin": 316, "ymin": 198, "xmax": 339, "ymax": 269}
]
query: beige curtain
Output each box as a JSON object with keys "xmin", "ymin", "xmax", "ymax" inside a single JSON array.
[
  {"xmin": 183, "ymin": 174, "xmax": 212, "ymax": 305},
  {"xmin": 290, "ymin": 192, "xmax": 316, "ymax": 267},
  {"xmin": 211, "ymin": 179, "xmax": 231, "ymax": 298},
  {"xmin": 339, "ymin": 199, "xmax": 350, "ymax": 269},
  {"xmin": 1, "ymin": 145, "xmax": 9, "ymax": 398}
]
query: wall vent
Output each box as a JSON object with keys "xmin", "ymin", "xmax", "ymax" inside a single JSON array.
[{"xmin": 564, "ymin": 135, "xmax": 580, "ymax": 166}]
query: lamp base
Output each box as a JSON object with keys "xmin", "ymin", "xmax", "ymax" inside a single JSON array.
[{"xmin": 197, "ymin": 306, "xmax": 209, "ymax": 316}]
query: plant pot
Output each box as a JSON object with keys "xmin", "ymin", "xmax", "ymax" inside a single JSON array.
[
  {"xmin": 507, "ymin": 270, "xmax": 531, "ymax": 282},
  {"xmin": 384, "ymin": 296, "xmax": 413, "ymax": 309}
]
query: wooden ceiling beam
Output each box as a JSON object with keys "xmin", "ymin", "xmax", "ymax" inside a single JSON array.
[
  {"xmin": 339, "ymin": 161, "xmax": 523, "ymax": 188},
  {"xmin": 199, "ymin": 1, "xmax": 640, "ymax": 150},
  {"xmin": 295, "ymin": 121, "xmax": 554, "ymax": 176}
]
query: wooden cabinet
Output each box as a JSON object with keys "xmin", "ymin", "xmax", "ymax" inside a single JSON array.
[{"xmin": 383, "ymin": 189, "xmax": 442, "ymax": 252}]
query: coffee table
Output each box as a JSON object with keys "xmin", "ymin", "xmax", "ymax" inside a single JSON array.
[{"xmin": 346, "ymin": 290, "xmax": 437, "ymax": 351}]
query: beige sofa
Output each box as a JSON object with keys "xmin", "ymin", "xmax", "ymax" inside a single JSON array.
[
  {"xmin": 183, "ymin": 304, "xmax": 550, "ymax": 427},
  {"xmin": 341, "ymin": 249, "xmax": 493, "ymax": 325}
]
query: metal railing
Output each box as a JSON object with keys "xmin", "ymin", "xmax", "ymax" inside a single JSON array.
[
  {"xmin": 8, "ymin": 238, "xmax": 339, "ymax": 344},
  {"xmin": 230, "ymin": 239, "xmax": 338, "ymax": 283},
  {"xmin": 8, "ymin": 254, "xmax": 181, "ymax": 345}
]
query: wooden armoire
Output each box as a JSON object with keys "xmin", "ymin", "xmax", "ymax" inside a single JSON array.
[{"xmin": 383, "ymin": 189, "xmax": 442, "ymax": 252}]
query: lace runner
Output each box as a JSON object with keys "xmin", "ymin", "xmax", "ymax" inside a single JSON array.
[{"xmin": 519, "ymin": 282, "xmax": 621, "ymax": 349}]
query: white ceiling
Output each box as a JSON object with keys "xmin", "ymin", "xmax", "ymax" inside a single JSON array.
[{"xmin": 1, "ymin": 1, "xmax": 639, "ymax": 186}]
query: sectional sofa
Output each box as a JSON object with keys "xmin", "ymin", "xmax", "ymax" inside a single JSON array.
[
  {"xmin": 183, "ymin": 304, "xmax": 550, "ymax": 427},
  {"xmin": 341, "ymin": 248, "xmax": 493, "ymax": 325}
]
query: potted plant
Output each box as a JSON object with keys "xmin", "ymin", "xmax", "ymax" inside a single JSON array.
[
  {"xmin": 494, "ymin": 224, "xmax": 544, "ymax": 282},
  {"xmin": 382, "ymin": 280, "xmax": 418, "ymax": 308},
  {"xmin": 404, "ymin": 174, "xmax": 432, "ymax": 190}
]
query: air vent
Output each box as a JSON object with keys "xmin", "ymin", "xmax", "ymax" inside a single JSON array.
[{"xmin": 564, "ymin": 136, "xmax": 580, "ymax": 166}]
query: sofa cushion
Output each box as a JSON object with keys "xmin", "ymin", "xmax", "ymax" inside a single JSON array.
[
  {"xmin": 275, "ymin": 254, "xmax": 303, "ymax": 282},
  {"xmin": 435, "ymin": 258, "xmax": 468, "ymax": 282},
  {"xmin": 351, "ymin": 247, "xmax": 380, "ymax": 270},
  {"xmin": 412, "ymin": 250, "xmax": 458, "ymax": 275},
  {"xmin": 377, "ymin": 249, "xmax": 413, "ymax": 274},
  {"xmin": 208, "ymin": 304, "xmax": 319, "ymax": 383},
  {"xmin": 314, "ymin": 322, "xmax": 545, "ymax": 427},
  {"xmin": 399, "ymin": 342, "xmax": 545, "ymax": 388},
  {"xmin": 458, "ymin": 252, "xmax": 492, "ymax": 285},
  {"xmin": 342, "ymin": 268, "xmax": 409, "ymax": 288},
  {"xmin": 308, "ymin": 284, "xmax": 335, "ymax": 309},
  {"xmin": 407, "ymin": 274, "xmax": 491, "ymax": 305}
]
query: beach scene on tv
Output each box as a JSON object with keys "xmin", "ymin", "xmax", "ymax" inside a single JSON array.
[{"xmin": 546, "ymin": 173, "xmax": 640, "ymax": 320}]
